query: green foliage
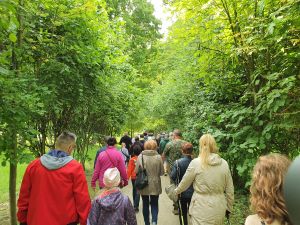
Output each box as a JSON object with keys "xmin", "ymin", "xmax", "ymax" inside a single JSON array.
[
  {"xmin": 0, "ymin": 0, "xmax": 161, "ymax": 165},
  {"xmin": 147, "ymin": 0, "xmax": 300, "ymax": 188}
]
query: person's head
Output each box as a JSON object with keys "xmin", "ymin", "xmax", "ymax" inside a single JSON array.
[
  {"xmin": 133, "ymin": 145, "xmax": 142, "ymax": 156},
  {"xmin": 140, "ymin": 134, "xmax": 144, "ymax": 139},
  {"xmin": 143, "ymin": 132, "xmax": 148, "ymax": 137},
  {"xmin": 102, "ymin": 136, "xmax": 110, "ymax": 146},
  {"xmin": 250, "ymin": 154, "xmax": 291, "ymax": 224},
  {"xmin": 199, "ymin": 134, "xmax": 218, "ymax": 167},
  {"xmin": 103, "ymin": 168, "xmax": 120, "ymax": 189},
  {"xmin": 173, "ymin": 129, "xmax": 182, "ymax": 139},
  {"xmin": 55, "ymin": 131, "xmax": 77, "ymax": 154},
  {"xmin": 121, "ymin": 142, "xmax": 126, "ymax": 148},
  {"xmin": 135, "ymin": 136, "xmax": 139, "ymax": 142},
  {"xmin": 107, "ymin": 137, "xmax": 117, "ymax": 146},
  {"xmin": 164, "ymin": 134, "xmax": 169, "ymax": 139},
  {"xmin": 182, "ymin": 142, "xmax": 193, "ymax": 155},
  {"xmin": 124, "ymin": 132, "xmax": 128, "ymax": 136},
  {"xmin": 144, "ymin": 140, "xmax": 157, "ymax": 150}
]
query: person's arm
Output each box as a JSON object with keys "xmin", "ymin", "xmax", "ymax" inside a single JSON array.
[
  {"xmin": 170, "ymin": 160, "xmax": 177, "ymax": 182},
  {"xmin": 118, "ymin": 154, "xmax": 128, "ymax": 187},
  {"xmin": 159, "ymin": 155, "xmax": 164, "ymax": 176},
  {"xmin": 127, "ymin": 158, "xmax": 134, "ymax": 179},
  {"xmin": 94, "ymin": 150, "xmax": 100, "ymax": 169},
  {"xmin": 124, "ymin": 196, "xmax": 137, "ymax": 225},
  {"xmin": 174, "ymin": 160, "xmax": 196, "ymax": 194},
  {"xmin": 91, "ymin": 155, "xmax": 101, "ymax": 188},
  {"xmin": 225, "ymin": 162, "xmax": 234, "ymax": 212},
  {"xmin": 162, "ymin": 143, "xmax": 170, "ymax": 161},
  {"xmin": 87, "ymin": 199, "xmax": 100, "ymax": 225},
  {"xmin": 73, "ymin": 165, "xmax": 91, "ymax": 225},
  {"xmin": 134, "ymin": 155, "xmax": 141, "ymax": 174},
  {"xmin": 17, "ymin": 163, "xmax": 33, "ymax": 224}
]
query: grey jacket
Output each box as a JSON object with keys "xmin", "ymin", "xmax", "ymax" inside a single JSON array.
[{"xmin": 135, "ymin": 150, "xmax": 164, "ymax": 195}]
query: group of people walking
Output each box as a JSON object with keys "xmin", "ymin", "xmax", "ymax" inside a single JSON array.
[{"xmin": 16, "ymin": 130, "xmax": 297, "ymax": 225}]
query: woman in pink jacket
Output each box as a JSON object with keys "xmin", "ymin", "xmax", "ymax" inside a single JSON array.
[{"xmin": 91, "ymin": 137, "xmax": 128, "ymax": 190}]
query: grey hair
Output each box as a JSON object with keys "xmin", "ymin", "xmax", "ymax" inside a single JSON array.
[{"xmin": 55, "ymin": 131, "xmax": 77, "ymax": 149}]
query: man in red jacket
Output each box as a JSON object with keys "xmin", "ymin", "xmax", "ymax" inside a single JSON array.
[{"xmin": 17, "ymin": 131, "xmax": 91, "ymax": 225}]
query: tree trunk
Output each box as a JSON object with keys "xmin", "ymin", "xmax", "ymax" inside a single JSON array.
[
  {"xmin": 9, "ymin": 132, "xmax": 18, "ymax": 225},
  {"xmin": 9, "ymin": 0, "xmax": 24, "ymax": 224}
]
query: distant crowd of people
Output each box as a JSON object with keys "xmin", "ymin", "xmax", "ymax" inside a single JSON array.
[{"xmin": 16, "ymin": 130, "xmax": 298, "ymax": 225}]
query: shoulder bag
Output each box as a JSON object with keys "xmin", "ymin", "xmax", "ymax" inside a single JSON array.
[
  {"xmin": 135, "ymin": 153, "xmax": 148, "ymax": 190},
  {"xmin": 165, "ymin": 160, "xmax": 180, "ymax": 202}
]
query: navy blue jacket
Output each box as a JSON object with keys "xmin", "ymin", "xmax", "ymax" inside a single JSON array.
[{"xmin": 170, "ymin": 155, "xmax": 194, "ymax": 199}]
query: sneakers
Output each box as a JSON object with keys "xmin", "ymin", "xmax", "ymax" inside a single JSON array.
[{"xmin": 152, "ymin": 222, "xmax": 157, "ymax": 225}]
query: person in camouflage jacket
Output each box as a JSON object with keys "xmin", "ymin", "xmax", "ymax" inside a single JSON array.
[{"xmin": 162, "ymin": 129, "xmax": 186, "ymax": 170}]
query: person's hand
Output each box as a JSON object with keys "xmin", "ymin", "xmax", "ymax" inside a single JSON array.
[{"xmin": 225, "ymin": 210, "xmax": 230, "ymax": 219}]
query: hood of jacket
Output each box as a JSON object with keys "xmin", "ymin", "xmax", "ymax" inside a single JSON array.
[
  {"xmin": 142, "ymin": 150, "xmax": 159, "ymax": 156},
  {"xmin": 98, "ymin": 191, "xmax": 124, "ymax": 212},
  {"xmin": 40, "ymin": 149, "xmax": 73, "ymax": 170},
  {"xmin": 207, "ymin": 153, "xmax": 222, "ymax": 166}
]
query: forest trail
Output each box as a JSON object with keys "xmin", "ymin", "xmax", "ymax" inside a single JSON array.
[
  {"xmin": 121, "ymin": 175, "xmax": 180, "ymax": 225},
  {"xmin": 86, "ymin": 168, "xmax": 181, "ymax": 225}
]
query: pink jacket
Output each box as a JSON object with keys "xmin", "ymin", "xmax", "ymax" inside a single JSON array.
[{"xmin": 91, "ymin": 146, "xmax": 128, "ymax": 188}]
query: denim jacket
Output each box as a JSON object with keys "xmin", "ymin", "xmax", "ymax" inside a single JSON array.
[{"xmin": 170, "ymin": 155, "xmax": 194, "ymax": 199}]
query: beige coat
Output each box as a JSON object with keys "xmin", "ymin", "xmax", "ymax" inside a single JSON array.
[
  {"xmin": 174, "ymin": 153, "xmax": 234, "ymax": 225},
  {"xmin": 135, "ymin": 150, "xmax": 164, "ymax": 196}
]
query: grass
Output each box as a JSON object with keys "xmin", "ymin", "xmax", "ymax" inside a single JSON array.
[
  {"xmin": 228, "ymin": 191, "xmax": 251, "ymax": 225},
  {"xmin": 0, "ymin": 161, "xmax": 30, "ymax": 202}
]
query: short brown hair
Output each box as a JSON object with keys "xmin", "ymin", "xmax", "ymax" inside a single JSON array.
[
  {"xmin": 250, "ymin": 154, "xmax": 291, "ymax": 224},
  {"xmin": 182, "ymin": 142, "xmax": 193, "ymax": 155},
  {"xmin": 144, "ymin": 140, "xmax": 157, "ymax": 150}
]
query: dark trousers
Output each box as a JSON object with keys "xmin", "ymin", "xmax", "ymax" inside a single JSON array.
[
  {"xmin": 141, "ymin": 195, "xmax": 159, "ymax": 225},
  {"xmin": 131, "ymin": 179, "xmax": 140, "ymax": 208},
  {"xmin": 178, "ymin": 197, "xmax": 191, "ymax": 225}
]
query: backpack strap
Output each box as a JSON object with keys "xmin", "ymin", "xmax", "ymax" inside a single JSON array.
[{"xmin": 105, "ymin": 151, "xmax": 116, "ymax": 167}]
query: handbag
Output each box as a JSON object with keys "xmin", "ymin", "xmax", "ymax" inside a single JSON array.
[
  {"xmin": 135, "ymin": 153, "xmax": 148, "ymax": 190},
  {"xmin": 165, "ymin": 160, "xmax": 179, "ymax": 202}
]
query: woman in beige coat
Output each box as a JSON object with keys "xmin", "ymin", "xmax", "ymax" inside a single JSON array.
[
  {"xmin": 135, "ymin": 140, "xmax": 164, "ymax": 225},
  {"xmin": 174, "ymin": 134, "xmax": 234, "ymax": 225}
]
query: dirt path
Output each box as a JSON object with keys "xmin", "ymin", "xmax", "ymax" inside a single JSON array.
[{"xmin": 121, "ymin": 175, "xmax": 181, "ymax": 225}]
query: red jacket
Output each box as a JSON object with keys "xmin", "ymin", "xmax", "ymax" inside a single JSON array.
[
  {"xmin": 17, "ymin": 158, "xmax": 91, "ymax": 225},
  {"xmin": 127, "ymin": 155, "xmax": 138, "ymax": 180}
]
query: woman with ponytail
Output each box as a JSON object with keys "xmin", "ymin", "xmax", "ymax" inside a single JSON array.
[{"xmin": 174, "ymin": 134, "xmax": 234, "ymax": 225}]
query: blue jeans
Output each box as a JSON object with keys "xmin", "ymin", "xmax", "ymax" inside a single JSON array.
[
  {"xmin": 141, "ymin": 195, "xmax": 159, "ymax": 225},
  {"xmin": 131, "ymin": 179, "xmax": 140, "ymax": 208}
]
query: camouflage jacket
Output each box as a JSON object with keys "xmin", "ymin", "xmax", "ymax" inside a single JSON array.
[{"xmin": 163, "ymin": 139, "xmax": 186, "ymax": 166}]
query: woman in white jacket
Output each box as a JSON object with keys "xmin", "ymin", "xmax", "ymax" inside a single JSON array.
[{"xmin": 174, "ymin": 134, "xmax": 234, "ymax": 225}]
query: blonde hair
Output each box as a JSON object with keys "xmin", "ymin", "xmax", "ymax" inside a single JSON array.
[
  {"xmin": 144, "ymin": 140, "xmax": 157, "ymax": 150},
  {"xmin": 250, "ymin": 154, "xmax": 291, "ymax": 225},
  {"xmin": 199, "ymin": 134, "xmax": 218, "ymax": 168}
]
